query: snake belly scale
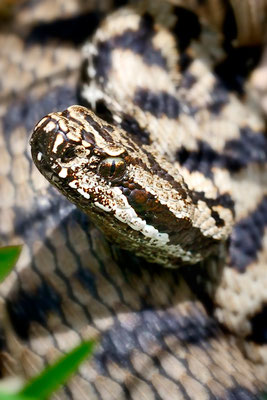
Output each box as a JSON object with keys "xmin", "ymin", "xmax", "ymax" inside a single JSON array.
[{"xmin": 1, "ymin": 0, "xmax": 267, "ymax": 399}]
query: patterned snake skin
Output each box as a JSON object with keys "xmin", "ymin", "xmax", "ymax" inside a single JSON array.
[{"xmin": 0, "ymin": 1, "xmax": 267, "ymax": 399}]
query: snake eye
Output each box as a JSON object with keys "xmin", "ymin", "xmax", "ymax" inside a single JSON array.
[{"xmin": 97, "ymin": 157, "xmax": 126, "ymax": 182}]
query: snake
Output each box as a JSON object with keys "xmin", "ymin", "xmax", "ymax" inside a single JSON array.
[{"xmin": 0, "ymin": 0, "xmax": 267, "ymax": 399}]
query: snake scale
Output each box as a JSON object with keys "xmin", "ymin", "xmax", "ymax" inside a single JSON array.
[{"xmin": 0, "ymin": 0, "xmax": 267, "ymax": 399}]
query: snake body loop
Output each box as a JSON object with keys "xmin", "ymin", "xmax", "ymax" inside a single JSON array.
[{"xmin": 1, "ymin": 0, "xmax": 267, "ymax": 398}]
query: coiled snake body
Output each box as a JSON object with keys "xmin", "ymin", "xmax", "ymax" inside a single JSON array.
[{"xmin": 1, "ymin": 0, "xmax": 267, "ymax": 399}]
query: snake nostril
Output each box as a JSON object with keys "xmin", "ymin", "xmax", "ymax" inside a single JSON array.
[{"xmin": 60, "ymin": 145, "xmax": 77, "ymax": 163}]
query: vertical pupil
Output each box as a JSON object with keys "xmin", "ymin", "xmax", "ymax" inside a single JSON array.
[
  {"xmin": 98, "ymin": 157, "xmax": 126, "ymax": 181},
  {"xmin": 110, "ymin": 160, "xmax": 116, "ymax": 176}
]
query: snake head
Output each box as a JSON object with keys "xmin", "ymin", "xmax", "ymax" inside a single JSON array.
[
  {"xmin": 31, "ymin": 105, "xmax": 128, "ymax": 188},
  {"xmin": 31, "ymin": 105, "xmax": 221, "ymax": 266}
]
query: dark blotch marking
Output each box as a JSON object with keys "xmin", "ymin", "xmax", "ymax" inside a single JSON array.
[
  {"xmin": 79, "ymin": 128, "xmax": 95, "ymax": 147},
  {"xmin": 249, "ymin": 305, "xmax": 267, "ymax": 344},
  {"xmin": 94, "ymin": 100, "xmax": 114, "ymax": 124},
  {"xmin": 177, "ymin": 143, "xmax": 218, "ymax": 178},
  {"xmin": 94, "ymin": 306, "xmax": 218, "ymax": 371},
  {"xmin": 113, "ymin": 0, "xmax": 128, "ymax": 6},
  {"xmin": 26, "ymin": 11, "xmax": 102, "ymax": 45},
  {"xmin": 3, "ymin": 86, "xmax": 77, "ymax": 137},
  {"xmin": 172, "ymin": 7, "xmax": 200, "ymax": 73},
  {"xmin": 7, "ymin": 283, "xmax": 61, "ymax": 339},
  {"xmin": 224, "ymin": 127, "xmax": 267, "ymax": 168},
  {"xmin": 229, "ymin": 196, "xmax": 267, "ymax": 272},
  {"xmin": 216, "ymin": 193, "xmax": 235, "ymax": 213},
  {"xmin": 91, "ymin": 13, "xmax": 167, "ymax": 82},
  {"xmin": 211, "ymin": 209, "xmax": 225, "ymax": 227},
  {"xmin": 83, "ymin": 113, "xmax": 103, "ymax": 134},
  {"xmin": 208, "ymin": 82, "xmax": 229, "ymax": 114},
  {"xmin": 222, "ymin": 2, "xmax": 238, "ymax": 46},
  {"xmin": 192, "ymin": 191, "xmax": 235, "ymax": 214},
  {"xmin": 134, "ymin": 88, "xmax": 180, "ymax": 119},
  {"xmin": 215, "ymin": 46, "xmax": 262, "ymax": 94},
  {"xmin": 172, "ymin": 7, "xmax": 201, "ymax": 52},
  {"xmin": 92, "ymin": 41, "xmax": 113, "ymax": 83},
  {"xmin": 79, "ymin": 58, "xmax": 90, "ymax": 85},
  {"xmin": 191, "ymin": 191, "xmax": 235, "ymax": 226},
  {"xmin": 176, "ymin": 127, "xmax": 267, "ymax": 177},
  {"xmin": 222, "ymin": 386, "xmax": 260, "ymax": 400},
  {"xmin": 0, "ymin": 327, "xmax": 7, "ymax": 355},
  {"xmin": 179, "ymin": 52, "xmax": 194, "ymax": 72},
  {"xmin": 11, "ymin": 189, "xmax": 75, "ymax": 244},
  {"xmin": 179, "ymin": 71, "xmax": 197, "ymax": 89},
  {"xmin": 141, "ymin": 147, "xmax": 187, "ymax": 200},
  {"xmin": 182, "ymin": 263, "xmax": 219, "ymax": 315},
  {"xmin": 114, "ymin": 13, "xmax": 166, "ymax": 67},
  {"xmin": 75, "ymin": 266, "xmax": 97, "ymax": 298},
  {"xmin": 120, "ymin": 114, "xmax": 151, "ymax": 145}
]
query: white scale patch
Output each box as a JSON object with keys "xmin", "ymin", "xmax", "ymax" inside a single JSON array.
[
  {"xmin": 69, "ymin": 180, "xmax": 78, "ymax": 188},
  {"xmin": 82, "ymin": 43, "xmax": 98, "ymax": 79},
  {"xmin": 82, "ymin": 82, "xmax": 106, "ymax": 110},
  {"xmin": 77, "ymin": 188, "xmax": 90, "ymax": 199},
  {"xmin": 44, "ymin": 121, "xmax": 57, "ymax": 133},
  {"xmin": 58, "ymin": 119, "xmax": 68, "ymax": 133},
  {"xmin": 94, "ymin": 201, "xmax": 112, "ymax": 212},
  {"xmin": 35, "ymin": 117, "xmax": 47, "ymax": 130},
  {"xmin": 58, "ymin": 167, "xmax": 68, "ymax": 178},
  {"xmin": 69, "ymin": 173, "xmax": 171, "ymax": 248},
  {"xmin": 52, "ymin": 134, "xmax": 64, "ymax": 153},
  {"xmin": 96, "ymin": 186, "xmax": 170, "ymax": 246}
]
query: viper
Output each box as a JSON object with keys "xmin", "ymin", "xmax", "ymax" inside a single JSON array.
[{"xmin": 1, "ymin": 0, "xmax": 267, "ymax": 399}]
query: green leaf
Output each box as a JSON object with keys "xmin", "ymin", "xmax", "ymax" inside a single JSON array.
[
  {"xmin": 0, "ymin": 246, "xmax": 22, "ymax": 282},
  {"xmin": 19, "ymin": 341, "xmax": 95, "ymax": 399},
  {"xmin": 0, "ymin": 393, "xmax": 35, "ymax": 400}
]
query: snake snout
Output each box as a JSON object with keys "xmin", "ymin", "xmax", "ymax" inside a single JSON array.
[{"xmin": 30, "ymin": 115, "xmax": 66, "ymax": 178}]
